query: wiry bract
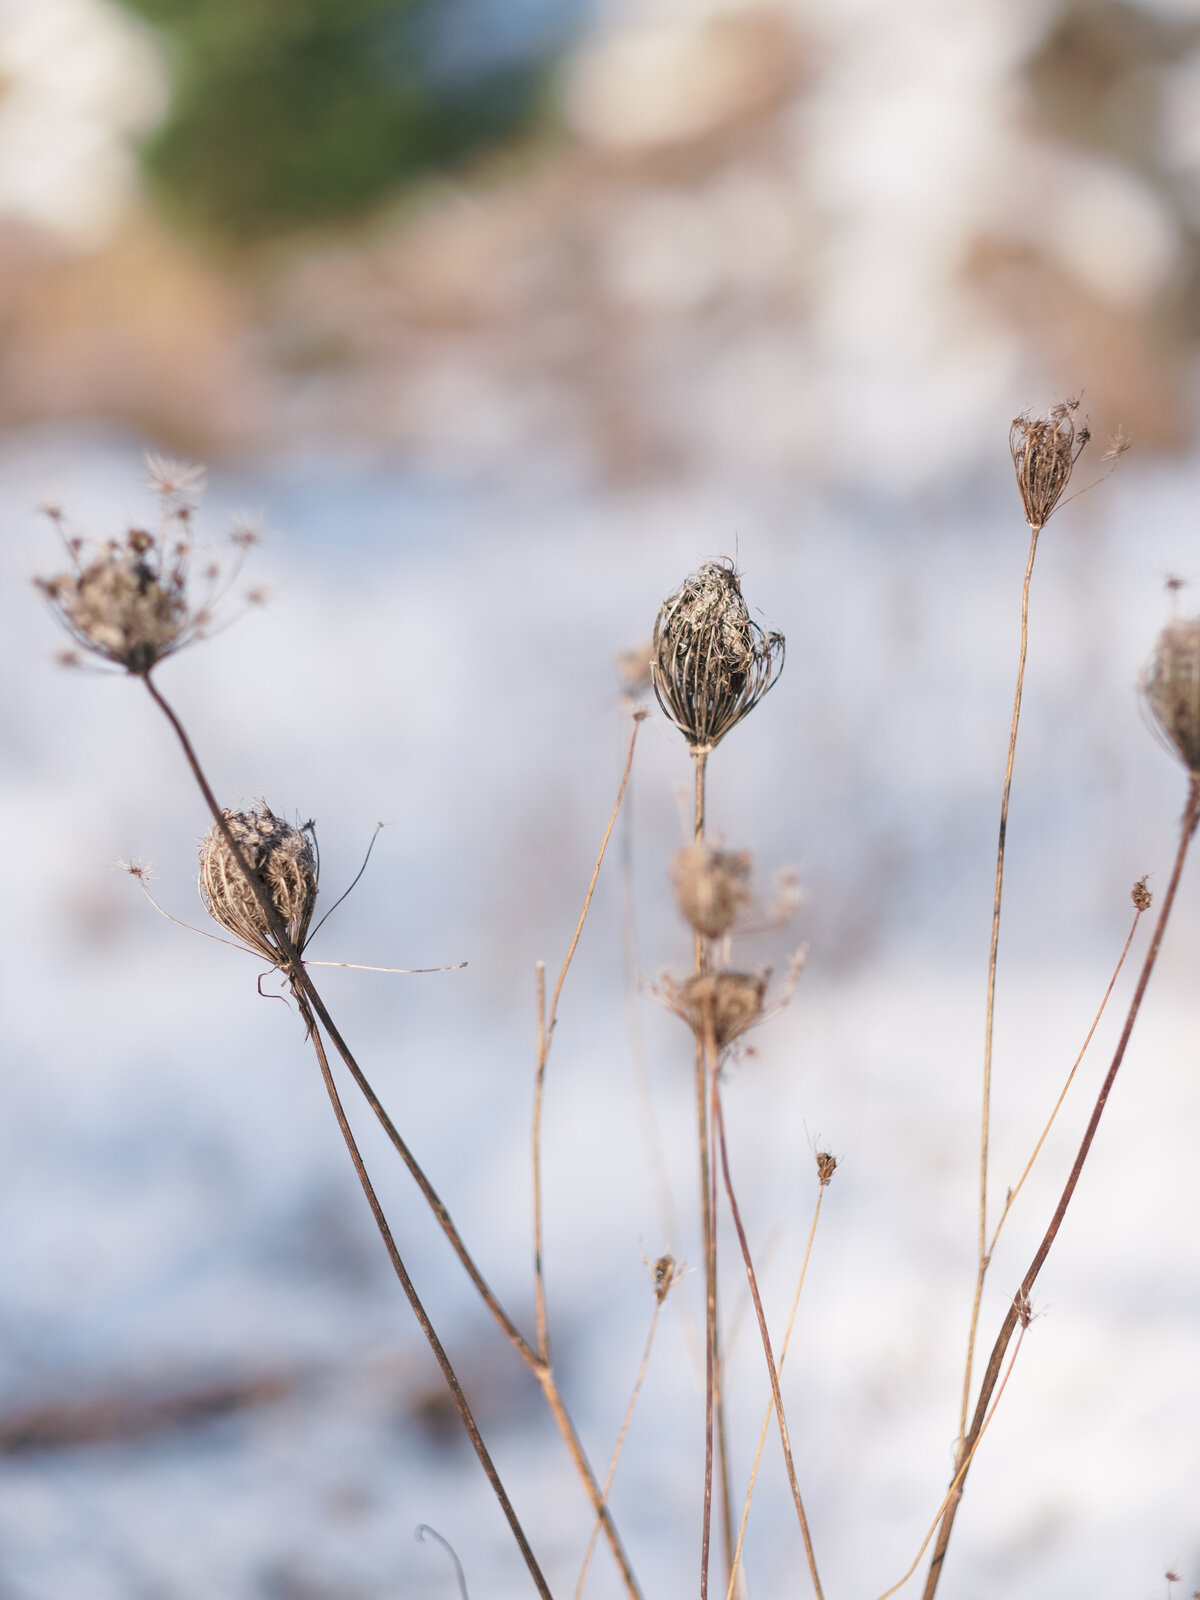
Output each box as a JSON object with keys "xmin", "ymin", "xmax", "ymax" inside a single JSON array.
[
  {"xmin": 1009, "ymin": 399, "xmax": 1090, "ymax": 530},
  {"xmin": 1143, "ymin": 617, "xmax": 1200, "ymax": 775},
  {"xmin": 199, "ymin": 807, "xmax": 318, "ymax": 965},
  {"xmin": 652, "ymin": 562, "xmax": 784, "ymax": 752}
]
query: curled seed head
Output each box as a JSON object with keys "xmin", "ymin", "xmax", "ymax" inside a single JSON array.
[
  {"xmin": 1131, "ymin": 876, "xmax": 1152, "ymax": 913},
  {"xmin": 199, "ymin": 806, "xmax": 318, "ymax": 964},
  {"xmin": 651, "ymin": 561, "xmax": 784, "ymax": 752},
  {"xmin": 673, "ymin": 970, "xmax": 767, "ymax": 1052},
  {"xmin": 1142, "ymin": 617, "xmax": 1200, "ymax": 775},
  {"xmin": 669, "ymin": 842, "xmax": 753, "ymax": 940},
  {"xmin": 816, "ymin": 1151, "xmax": 837, "ymax": 1187},
  {"xmin": 1009, "ymin": 399, "xmax": 1089, "ymax": 530}
]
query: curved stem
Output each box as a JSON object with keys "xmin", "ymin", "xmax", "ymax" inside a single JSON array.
[
  {"xmin": 958, "ymin": 522, "xmax": 1040, "ymax": 1448},
  {"xmin": 297, "ymin": 994, "xmax": 551, "ymax": 1598},
  {"xmin": 144, "ymin": 674, "xmax": 644, "ymax": 1600},
  {"xmin": 924, "ymin": 778, "xmax": 1200, "ymax": 1600}
]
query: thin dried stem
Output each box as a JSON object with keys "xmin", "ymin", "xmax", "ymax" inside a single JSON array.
[
  {"xmin": 295, "ymin": 994, "xmax": 551, "ymax": 1599},
  {"xmin": 728, "ymin": 1177, "xmax": 828, "ymax": 1600},
  {"xmin": 959, "ymin": 521, "xmax": 1040, "ymax": 1451},
  {"xmin": 986, "ymin": 900, "xmax": 1144, "ymax": 1262},
  {"xmin": 714, "ymin": 1084, "xmax": 823, "ymax": 1600},
  {"xmin": 876, "ymin": 1321, "xmax": 1029, "ymax": 1600},
  {"xmin": 924, "ymin": 779, "xmax": 1200, "ymax": 1599},
  {"xmin": 574, "ymin": 1296, "xmax": 666, "ymax": 1600},
  {"xmin": 144, "ymin": 674, "xmax": 642, "ymax": 1600}
]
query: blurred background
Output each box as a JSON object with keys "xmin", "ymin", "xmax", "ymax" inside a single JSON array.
[{"xmin": 3, "ymin": 0, "xmax": 1200, "ymax": 1595}]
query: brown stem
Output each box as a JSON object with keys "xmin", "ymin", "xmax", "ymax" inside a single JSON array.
[
  {"xmin": 296, "ymin": 993, "xmax": 552, "ymax": 1598},
  {"xmin": 714, "ymin": 1083, "xmax": 823, "ymax": 1600},
  {"xmin": 960, "ymin": 521, "xmax": 1040, "ymax": 1447},
  {"xmin": 924, "ymin": 777, "xmax": 1200, "ymax": 1600},
  {"xmin": 144, "ymin": 674, "xmax": 643, "ymax": 1600}
]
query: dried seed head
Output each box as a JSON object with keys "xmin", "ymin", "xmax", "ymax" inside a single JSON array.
[
  {"xmin": 651, "ymin": 561, "xmax": 784, "ymax": 752},
  {"xmin": 615, "ymin": 640, "xmax": 654, "ymax": 698},
  {"xmin": 1009, "ymin": 399, "xmax": 1089, "ymax": 530},
  {"xmin": 666, "ymin": 970, "xmax": 768, "ymax": 1052},
  {"xmin": 37, "ymin": 529, "xmax": 194, "ymax": 675},
  {"xmin": 199, "ymin": 807, "xmax": 318, "ymax": 964},
  {"xmin": 1142, "ymin": 617, "xmax": 1200, "ymax": 774},
  {"xmin": 816, "ymin": 1151, "xmax": 837, "ymax": 1187},
  {"xmin": 669, "ymin": 842, "xmax": 753, "ymax": 939},
  {"xmin": 36, "ymin": 459, "xmax": 258, "ymax": 675},
  {"xmin": 1131, "ymin": 876, "xmax": 1152, "ymax": 913},
  {"xmin": 653, "ymin": 1254, "xmax": 679, "ymax": 1303}
]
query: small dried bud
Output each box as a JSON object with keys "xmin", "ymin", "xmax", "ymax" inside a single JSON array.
[
  {"xmin": 1009, "ymin": 399, "xmax": 1089, "ymax": 530},
  {"xmin": 651, "ymin": 561, "xmax": 784, "ymax": 752},
  {"xmin": 669, "ymin": 970, "xmax": 768, "ymax": 1052},
  {"xmin": 1143, "ymin": 617, "xmax": 1200, "ymax": 774},
  {"xmin": 669, "ymin": 842, "xmax": 753, "ymax": 939},
  {"xmin": 815, "ymin": 1151, "xmax": 837, "ymax": 1187},
  {"xmin": 652, "ymin": 1254, "xmax": 678, "ymax": 1303},
  {"xmin": 199, "ymin": 807, "xmax": 318, "ymax": 965},
  {"xmin": 1131, "ymin": 876, "xmax": 1152, "ymax": 913}
]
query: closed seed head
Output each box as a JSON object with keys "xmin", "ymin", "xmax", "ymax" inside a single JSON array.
[
  {"xmin": 651, "ymin": 561, "xmax": 784, "ymax": 752},
  {"xmin": 199, "ymin": 807, "xmax": 318, "ymax": 965},
  {"xmin": 1131, "ymin": 876, "xmax": 1152, "ymax": 913},
  {"xmin": 816, "ymin": 1151, "xmax": 837, "ymax": 1187},
  {"xmin": 1009, "ymin": 399, "xmax": 1089, "ymax": 530},
  {"xmin": 669, "ymin": 841, "xmax": 753, "ymax": 939},
  {"xmin": 1142, "ymin": 617, "xmax": 1200, "ymax": 775}
]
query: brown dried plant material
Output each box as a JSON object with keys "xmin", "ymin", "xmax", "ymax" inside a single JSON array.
[
  {"xmin": 651, "ymin": 560, "xmax": 784, "ymax": 752},
  {"xmin": 1131, "ymin": 876, "xmax": 1152, "ymax": 912},
  {"xmin": 815, "ymin": 1151, "xmax": 837, "ymax": 1187},
  {"xmin": 615, "ymin": 639, "xmax": 654, "ymax": 698},
  {"xmin": 669, "ymin": 841, "xmax": 753, "ymax": 939},
  {"xmin": 653, "ymin": 1254, "xmax": 680, "ymax": 1304},
  {"xmin": 36, "ymin": 457, "xmax": 258, "ymax": 676},
  {"xmin": 660, "ymin": 970, "xmax": 768, "ymax": 1051},
  {"xmin": 1009, "ymin": 398, "xmax": 1090, "ymax": 530},
  {"xmin": 1143, "ymin": 617, "xmax": 1200, "ymax": 775},
  {"xmin": 199, "ymin": 806, "xmax": 318, "ymax": 966}
]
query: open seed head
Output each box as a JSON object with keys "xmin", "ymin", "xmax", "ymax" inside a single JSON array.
[
  {"xmin": 1143, "ymin": 617, "xmax": 1200, "ymax": 775},
  {"xmin": 661, "ymin": 970, "xmax": 768, "ymax": 1052},
  {"xmin": 199, "ymin": 807, "xmax": 318, "ymax": 965},
  {"xmin": 1009, "ymin": 399, "xmax": 1090, "ymax": 530},
  {"xmin": 651, "ymin": 561, "xmax": 784, "ymax": 752},
  {"xmin": 669, "ymin": 841, "xmax": 753, "ymax": 939}
]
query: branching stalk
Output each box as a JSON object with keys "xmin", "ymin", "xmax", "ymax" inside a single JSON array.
[{"xmin": 925, "ymin": 779, "xmax": 1200, "ymax": 1600}]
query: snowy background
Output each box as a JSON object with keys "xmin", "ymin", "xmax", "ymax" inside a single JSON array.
[{"xmin": 2, "ymin": 1, "xmax": 1200, "ymax": 1598}]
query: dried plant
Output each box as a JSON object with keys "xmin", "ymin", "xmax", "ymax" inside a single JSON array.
[
  {"xmin": 1143, "ymin": 617, "xmax": 1200, "ymax": 776},
  {"xmin": 669, "ymin": 842, "xmax": 754, "ymax": 940},
  {"xmin": 1008, "ymin": 398, "xmax": 1090, "ymax": 531},
  {"xmin": 35, "ymin": 458, "xmax": 258, "ymax": 676},
  {"xmin": 656, "ymin": 969, "xmax": 769, "ymax": 1052},
  {"xmin": 651, "ymin": 561, "xmax": 784, "ymax": 753},
  {"xmin": 199, "ymin": 807, "xmax": 319, "ymax": 964}
]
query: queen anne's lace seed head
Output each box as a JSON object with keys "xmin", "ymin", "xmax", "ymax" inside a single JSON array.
[
  {"xmin": 1009, "ymin": 400, "xmax": 1090, "ymax": 531},
  {"xmin": 669, "ymin": 842, "xmax": 753, "ymax": 940},
  {"xmin": 1143, "ymin": 617, "xmax": 1200, "ymax": 776},
  {"xmin": 199, "ymin": 807, "xmax": 318, "ymax": 965},
  {"xmin": 651, "ymin": 562, "xmax": 784, "ymax": 752}
]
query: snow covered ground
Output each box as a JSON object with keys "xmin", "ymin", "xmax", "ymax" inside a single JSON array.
[{"xmin": 1, "ymin": 421, "xmax": 1200, "ymax": 1599}]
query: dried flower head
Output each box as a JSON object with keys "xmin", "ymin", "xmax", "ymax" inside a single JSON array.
[
  {"xmin": 36, "ymin": 460, "xmax": 255, "ymax": 675},
  {"xmin": 1009, "ymin": 399, "xmax": 1090, "ymax": 530},
  {"xmin": 1142, "ymin": 617, "xmax": 1200, "ymax": 775},
  {"xmin": 670, "ymin": 842, "xmax": 753, "ymax": 939},
  {"xmin": 815, "ymin": 1151, "xmax": 837, "ymax": 1187},
  {"xmin": 1131, "ymin": 876, "xmax": 1152, "ymax": 913},
  {"xmin": 659, "ymin": 970, "xmax": 768, "ymax": 1052},
  {"xmin": 199, "ymin": 806, "xmax": 318, "ymax": 965},
  {"xmin": 615, "ymin": 640, "xmax": 654, "ymax": 698},
  {"xmin": 651, "ymin": 561, "xmax": 784, "ymax": 752}
]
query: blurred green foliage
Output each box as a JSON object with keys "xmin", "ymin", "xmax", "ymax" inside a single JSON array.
[{"xmin": 115, "ymin": 0, "xmax": 551, "ymax": 241}]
